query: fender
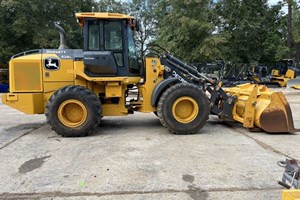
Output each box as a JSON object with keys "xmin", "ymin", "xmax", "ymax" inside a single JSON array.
[{"xmin": 151, "ymin": 77, "xmax": 180, "ymax": 107}]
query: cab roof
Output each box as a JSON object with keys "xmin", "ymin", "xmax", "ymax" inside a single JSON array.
[{"xmin": 76, "ymin": 12, "xmax": 134, "ymax": 27}]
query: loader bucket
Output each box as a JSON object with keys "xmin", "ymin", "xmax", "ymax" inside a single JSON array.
[
  {"xmin": 224, "ymin": 83, "xmax": 296, "ymax": 133},
  {"xmin": 259, "ymin": 92, "xmax": 295, "ymax": 132}
]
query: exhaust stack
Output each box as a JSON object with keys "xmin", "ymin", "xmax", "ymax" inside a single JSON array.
[{"xmin": 55, "ymin": 24, "xmax": 68, "ymax": 49}]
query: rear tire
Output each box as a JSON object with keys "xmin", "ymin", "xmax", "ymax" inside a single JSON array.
[
  {"xmin": 45, "ymin": 86, "xmax": 101, "ymax": 137},
  {"xmin": 157, "ymin": 83, "xmax": 209, "ymax": 134}
]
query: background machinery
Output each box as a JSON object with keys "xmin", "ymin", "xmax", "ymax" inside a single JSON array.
[
  {"xmin": 218, "ymin": 59, "xmax": 300, "ymax": 88},
  {"xmin": 271, "ymin": 59, "xmax": 299, "ymax": 87},
  {"xmin": 1, "ymin": 13, "xmax": 297, "ymax": 137},
  {"xmin": 0, "ymin": 64, "xmax": 9, "ymax": 92}
]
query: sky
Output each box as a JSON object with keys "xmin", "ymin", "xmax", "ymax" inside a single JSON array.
[
  {"xmin": 268, "ymin": 0, "xmax": 280, "ymax": 5},
  {"xmin": 269, "ymin": 0, "xmax": 278, "ymax": 5},
  {"xmin": 268, "ymin": 0, "xmax": 289, "ymax": 14}
]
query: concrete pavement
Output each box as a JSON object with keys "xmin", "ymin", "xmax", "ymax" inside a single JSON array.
[{"xmin": 0, "ymin": 89, "xmax": 299, "ymax": 200}]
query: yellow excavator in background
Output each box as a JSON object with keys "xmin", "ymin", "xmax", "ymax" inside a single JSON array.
[
  {"xmin": 1, "ymin": 13, "xmax": 297, "ymax": 137},
  {"xmin": 271, "ymin": 59, "xmax": 299, "ymax": 87}
]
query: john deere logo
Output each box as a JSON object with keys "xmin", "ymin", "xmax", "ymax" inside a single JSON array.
[{"xmin": 44, "ymin": 58, "xmax": 60, "ymax": 70}]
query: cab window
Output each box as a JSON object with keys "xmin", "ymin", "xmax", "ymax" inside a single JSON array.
[
  {"xmin": 104, "ymin": 21, "xmax": 123, "ymax": 50},
  {"xmin": 104, "ymin": 21, "xmax": 123, "ymax": 66},
  {"xmin": 88, "ymin": 22, "xmax": 100, "ymax": 51},
  {"xmin": 127, "ymin": 27, "xmax": 139, "ymax": 72}
]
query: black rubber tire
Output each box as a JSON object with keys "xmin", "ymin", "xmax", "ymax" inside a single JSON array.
[
  {"xmin": 45, "ymin": 85, "xmax": 102, "ymax": 137},
  {"xmin": 157, "ymin": 83, "xmax": 209, "ymax": 134}
]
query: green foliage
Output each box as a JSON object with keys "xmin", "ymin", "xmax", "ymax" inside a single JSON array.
[
  {"xmin": 215, "ymin": 0, "xmax": 287, "ymax": 64},
  {"xmin": 292, "ymin": 1, "xmax": 300, "ymax": 65},
  {"xmin": 97, "ymin": 0, "xmax": 130, "ymax": 13},
  {"xmin": 130, "ymin": 0, "xmax": 158, "ymax": 59},
  {"xmin": 261, "ymin": 4, "xmax": 288, "ymax": 62},
  {"xmin": 0, "ymin": 0, "xmax": 298, "ymax": 66},
  {"xmin": 292, "ymin": 3, "xmax": 300, "ymax": 43},
  {"xmin": 153, "ymin": 0, "xmax": 228, "ymax": 62},
  {"xmin": 0, "ymin": 0, "xmax": 95, "ymax": 63}
]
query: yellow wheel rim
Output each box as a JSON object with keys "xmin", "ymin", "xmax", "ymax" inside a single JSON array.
[
  {"xmin": 172, "ymin": 96, "xmax": 199, "ymax": 124},
  {"xmin": 57, "ymin": 99, "xmax": 88, "ymax": 128}
]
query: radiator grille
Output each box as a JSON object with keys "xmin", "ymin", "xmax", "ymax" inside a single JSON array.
[{"xmin": 12, "ymin": 61, "xmax": 42, "ymax": 92}]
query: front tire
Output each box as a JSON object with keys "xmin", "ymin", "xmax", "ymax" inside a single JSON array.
[
  {"xmin": 45, "ymin": 86, "xmax": 102, "ymax": 137},
  {"xmin": 157, "ymin": 83, "xmax": 209, "ymax": 134}
]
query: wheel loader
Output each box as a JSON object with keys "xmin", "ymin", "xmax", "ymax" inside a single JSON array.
[{"xmin": 1, "ymin": 12, "xmax": 297, "ymax": 137}]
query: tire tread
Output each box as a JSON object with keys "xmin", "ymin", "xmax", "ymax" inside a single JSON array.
[
  {"xmin": 157, "ymin": 83, "xmax": 209, "ymax": 135},
  {"xmin": 45, "ymin": 85, "xmax": 101, "ymax": 137}
]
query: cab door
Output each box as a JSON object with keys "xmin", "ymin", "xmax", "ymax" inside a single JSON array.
[{"xmin": 83, "ymin": 19, "xmax": 125, "ymax": 76}]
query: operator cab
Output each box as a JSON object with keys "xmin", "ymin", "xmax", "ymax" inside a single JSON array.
[
  {"xmin": 76, "ymin": 13, "xmax": 140, "ymax": 77},
  {"xmin": 275, "ymin": 59, "xmax": 295, "ymax": 75}
]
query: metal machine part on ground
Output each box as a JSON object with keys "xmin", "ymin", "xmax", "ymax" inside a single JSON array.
[
  {"xmin": 1, "ymin": 12, "xmax": 298, "ymax": 137},
  {"xmin": 278, "ymin": 159, "xmax": 300, "ymax": 200}
]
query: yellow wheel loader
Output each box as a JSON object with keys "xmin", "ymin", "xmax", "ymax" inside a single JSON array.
[{"xmin": 1, "ymin": 13, "xmax": 297, "ymax": 137}]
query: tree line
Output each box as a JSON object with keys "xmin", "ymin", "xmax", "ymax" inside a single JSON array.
[{"xmin": 0, "ymin": 0, "xmax": 299, "ymax": 66}]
